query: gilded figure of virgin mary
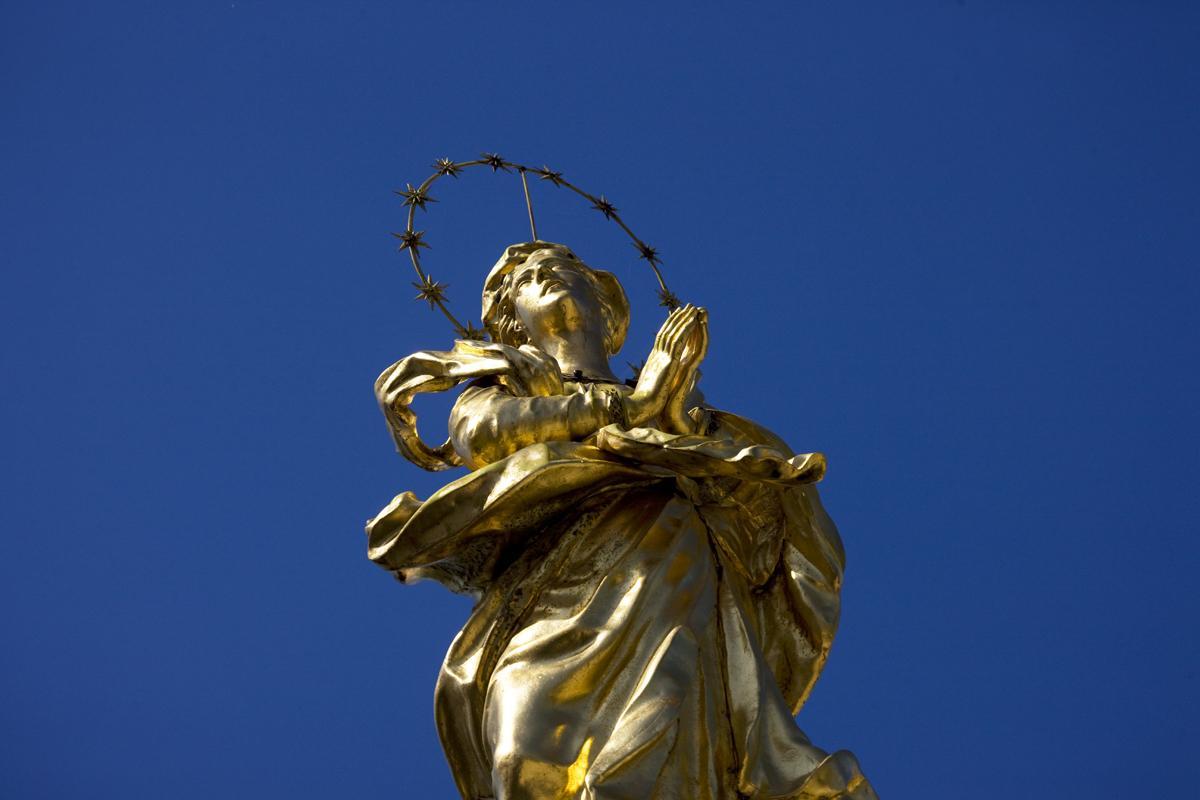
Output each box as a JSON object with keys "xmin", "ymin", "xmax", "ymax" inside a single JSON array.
[{"xmin": 368, "ymin": 241, "xmax": 877, "ymax": 799}]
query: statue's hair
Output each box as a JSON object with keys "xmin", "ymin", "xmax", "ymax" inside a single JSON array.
[{"xmin": 482, "ymin": 242, "xmax": 629, "ymax": 356}]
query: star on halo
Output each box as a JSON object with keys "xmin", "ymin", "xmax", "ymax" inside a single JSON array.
[
  {"xmin": 536, "ymin": 166, "xmax": 565, "ymax": 186},
  {"xmin": 460, "ymin": 322, "xmax": 489, "ymax": 341},
  {"xmin": 432, "ymin": 158, "xmax": 462, "ymax": 178},
  {"xmin": 656, "ymin": 287, "xmax": 681, "ymax": 310},
  {"xmin": 635, "ymin": 242, "xmax": 660, "ymax": 264},
  {"xmin": 412, "ymin": 274, "xmax": 448, "ymax": 307},
  {"xmin": 480, "ymin": 152, "xmax": 510, "ymax": 172},
  {"xmin": 392, "ymin": 229, "xmax": 430, "ymax": 252},
  {"xmin": 591, "ymin": 195, "xmax": 618, "ymax": 219},
  {"xmin": 395, "ymin": 183, "xmax": 436, "ymax": 211}
]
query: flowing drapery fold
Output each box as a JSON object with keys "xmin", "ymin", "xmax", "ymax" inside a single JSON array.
[{"xmin": 368, "ymin": 345, "xmax": 876, "ymax": 799}]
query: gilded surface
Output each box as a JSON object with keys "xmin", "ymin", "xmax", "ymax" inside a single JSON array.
[{"xmin": 368, "ymin": 243, "xmax": 877, "ymax": 799}]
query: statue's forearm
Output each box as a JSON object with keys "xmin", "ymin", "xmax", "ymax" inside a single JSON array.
[{"xmin": 449, "ymin": 385, "xmax": 624, "ymax": 467}]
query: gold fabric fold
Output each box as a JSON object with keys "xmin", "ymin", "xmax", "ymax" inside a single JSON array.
[
  {"xmin": 594, "ymin": 423, "xmax": 827, "ymax": 486},
  {"xmin": 367, "ymin": 348, "xmax": 875, "ymax": 799}
]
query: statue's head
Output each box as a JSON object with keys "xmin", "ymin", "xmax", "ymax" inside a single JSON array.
[{"xmin": 482, "ymin": 242, "xmax": 630, "ymax": 356}]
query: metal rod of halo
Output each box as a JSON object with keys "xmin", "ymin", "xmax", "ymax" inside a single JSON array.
[{"xmin": 519, "ymin": 169, "xmax": 538, "ymax": 241}]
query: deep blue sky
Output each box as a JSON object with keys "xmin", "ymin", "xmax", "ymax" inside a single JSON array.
[{"xmin": 3, "ymin": 2, "xmax": 1198, "ymax": 797}]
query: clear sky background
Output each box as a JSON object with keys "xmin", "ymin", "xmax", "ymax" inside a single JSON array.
[{"xmin": 3, "ymin": 2, "xmax": 1198, "ymax": 797}]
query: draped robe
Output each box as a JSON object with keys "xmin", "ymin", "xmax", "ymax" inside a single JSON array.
[{"xmin": 367, "ymin": 342, "xmax": 876, "ymax": 800}]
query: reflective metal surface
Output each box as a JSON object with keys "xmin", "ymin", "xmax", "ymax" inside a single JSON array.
[{"xmin": 368, "ymin": 243, "xmax": 877, "ymax": 799}]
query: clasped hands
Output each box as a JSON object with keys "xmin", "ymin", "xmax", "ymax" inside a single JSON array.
[{"xmin": 625, "ymin": 304, "xmax": 708, "ymax": 434}]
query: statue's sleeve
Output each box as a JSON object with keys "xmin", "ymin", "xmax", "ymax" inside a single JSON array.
[{"xmin": 449, "ymin": 382, "xmax": 625, "ymax": 468}]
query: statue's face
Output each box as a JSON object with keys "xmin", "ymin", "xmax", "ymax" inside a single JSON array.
[{"xmin": 510, "ymin": 248, "xmax": 605, "ymax": 344}]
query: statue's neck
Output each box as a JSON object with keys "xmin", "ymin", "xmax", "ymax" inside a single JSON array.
[{"xmin": 536, "ymin": 332, "xmax": 618, "ymax": 382}]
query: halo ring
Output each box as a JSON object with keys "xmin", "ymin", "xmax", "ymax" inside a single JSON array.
[{"xmin": 394, "ymin": 153, "xmax": 679, "ymax": 339}]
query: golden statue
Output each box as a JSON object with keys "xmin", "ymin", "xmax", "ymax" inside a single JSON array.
[{"xmin": 367, "ymin": 158, "xmax": 876, "ymax": 799}]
